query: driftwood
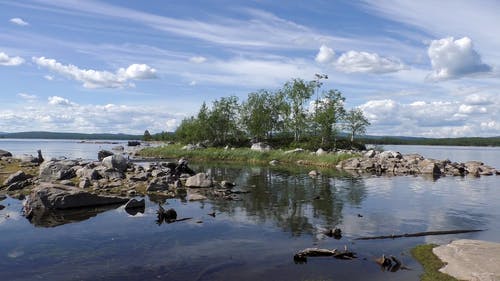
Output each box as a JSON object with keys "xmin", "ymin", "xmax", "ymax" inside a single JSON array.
[
  {"xmin": 294, "ymin": 246, "xmax": 357, "ymax": 263},
  {"xmin": 354, "ymin": 229, "xmax": 484, "ymax": 240}
]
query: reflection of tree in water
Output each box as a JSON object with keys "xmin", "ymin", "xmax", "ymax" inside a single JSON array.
[{"xmin": 196, "ymin": 163, "xmax": 367, "ymax": 236}]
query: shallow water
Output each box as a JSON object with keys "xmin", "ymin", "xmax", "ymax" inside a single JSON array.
[{"xmin": 0, "ymin": 141, "xmax": 499, "ymax": 280}]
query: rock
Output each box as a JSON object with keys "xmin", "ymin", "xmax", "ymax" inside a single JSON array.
[
  {"xmin": 112, "ymin": 145, "xmax": 124, "ymax": 151},
  {"xmin": 23, "ymin": 183, "xmax": 129, "ymax": 219},
  {"xmin": 124, "ymin": 198, "xmax": 145, "ymax": 209},
  {"xmin": 76, "ymin": 165, "xmax": 102, "ymax": 180},
  {"xmin": 364, "ymin": 150, "xmax": 376, "ymax": 158},
  {"xmin": 269, "ymin": 160, "xmax": 279, "ymax": 165},
  {"xmin": 285, "ymin": 148, "xmax": 305, "ymax": 154},
  {"xmin": 146, "ymin": 177, "xmax": 169, "ymax": 192},
  {"xmin": 316, "ymin": 148, "xmax": 327, "ymax": 156},
  {"xmin": 0, "ymin": 149, "xmax": 12, "ymax": 157},
  {"xmin": 220, "ymin": 180, "xmax": 236, "ymax": 188},
  {"xmin": 102, "ymin": 155, "xmax": 128, "ymax": 172},
  {"xmin": 185, "ymin": 173, "xmax": 213, "ymax": 188},
  {"xmin": 39, "ymin": 159, "xmax": 79, "ymax": 182},
  {"xmin": 127, "ymin": 141, "xmax": 141, "ymax": 147},
  {"xmin": 250, "ymin": 142, "xmax": 271, "ymax": 152},
  {"xmin": 308, "ymin": 170, "xmax": 320, "ymax": 177},
  {"xmin": 97, "ymin": 150, "xmax": 114, "ymax": 161},
  {"xmin": 79, "ymin": 178, "xmax": 91, "ymax": 189},
  {"xmin": 0, "ymin": 204, "xmax": 4, "ymax": 210},
  {"xmin": 0, "ymin": 194, "xmax": 6, "ymax": 201},
  {"xmin": 188, "ymin": 193, "xmax": 207, "ymax": 201},
  {"xmin": 418, "ymin": 159, "xmax": 441, "ymax": 176},
  {"xmin": 3, "ymin": 170, "xmax": 32, "ymax": 187},
  {"xmin": 433, "ymin": 239, "xmax": 500, "ymax": 281}
]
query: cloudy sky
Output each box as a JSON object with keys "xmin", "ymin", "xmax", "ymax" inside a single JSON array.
[{"xmin": 1, "ymin": 0, "xmax": 499, "ymax": 137}]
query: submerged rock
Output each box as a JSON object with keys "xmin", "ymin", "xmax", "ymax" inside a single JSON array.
[{"xmin": 185, "ymin": 173, "xmax": 213, "ymax": 188}]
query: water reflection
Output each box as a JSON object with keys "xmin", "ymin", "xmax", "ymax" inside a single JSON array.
[{"xmin": 27, "ymin": 204, "xmax": 123, "ymax": 227}]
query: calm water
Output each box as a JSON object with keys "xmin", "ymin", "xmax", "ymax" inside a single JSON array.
[{"xmin": 1, "ymin": 141, "xmax": 499, "ymax": 281}]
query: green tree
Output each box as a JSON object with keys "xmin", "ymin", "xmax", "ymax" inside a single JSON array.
[
  {"xmin": 143, "ymin": 130, "xmax": 152, "ymax": 141},
  {"xmin": 312, "ymin": 89, "xmax": 346, "ymax": 145},
  {"xmin": 241, "ymin": 90, "xmax": 285, "ymax": 141},
  {"xmin": 208, "ymin": 96, "xmax": 241, "ymax": 145},
  {"xmin": 281, "ymin": 78, "xmax": 315, "ymax": 142},
  {"xmin": 343, "ymin": 108, "xmax": 370, "ymax": 144}
]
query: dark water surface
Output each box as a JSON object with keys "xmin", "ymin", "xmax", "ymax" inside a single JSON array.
[{"xmin": 1, "ymin": 141, "xmax": 499, "ymax": 280}]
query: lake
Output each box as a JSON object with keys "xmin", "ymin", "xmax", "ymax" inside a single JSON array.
[{"xmin": 1, "ymin": 140, "xmax": 499, "ymax": 281}]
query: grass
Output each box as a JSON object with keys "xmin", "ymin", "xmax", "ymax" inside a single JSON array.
[
  {"xmin": 411, "ymin": 244, "xmax": 461, "ymax": 281},
  {"xmin": 138, "ymin": 144, "xmax": 357, "ymax": 168}
]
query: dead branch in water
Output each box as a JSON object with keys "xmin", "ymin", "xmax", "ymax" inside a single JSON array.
[
  {"xmin": 354, "ymin": 229, "xmax": 484, "ymax": 240},
  {"xmin": 293, "ymin": 246, "xmax": 357, "ymax": 263}
]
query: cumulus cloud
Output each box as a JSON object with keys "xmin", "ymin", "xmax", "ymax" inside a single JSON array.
[
  {"xmin": 359, "ymin": 98, "xmax": 499, "ymax": 137},
  {"xmin": 189, "ymin": 56, "xmax": 207, "ymax": 64},
  {"xmin": 427, "ymin": 37, "xmax": 491, "ymax": 81},
  {"xmin": 335, "ymin": 51, "xmax": 406, "ymax": 74},
  {"xmin": 44, "ymin": 75, "xmax": 54, "ymax": 81},
  {"xmin": 32, "ymin": 57, "xmax": 157, "ymax": 88},
  {"xmin": 9, "ymin": 17, "xmax": 29, "ymax": 26},
  {"xmin": 315, "ymin": 44, "xmax": 335, "ymax": 64},
  {"xmin": 48, "ymin": 96, "xmax": 76, "ymax": 106},
  {"xmin": 0, "ymin": 52, "xmax": 24, "ymax": 66}
]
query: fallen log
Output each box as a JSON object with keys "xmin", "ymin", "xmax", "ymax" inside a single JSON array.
[
  {"xmin": 293, "ymin": 247, "xmax": 357, "ymax": 263},
  {"xmin": 355, "ymin": 229, "xmax": 484, "ymax": 240}
]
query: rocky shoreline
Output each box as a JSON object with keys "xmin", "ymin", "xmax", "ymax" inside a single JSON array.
[{"xmin": 336, "ymin": 149, "xmax": 499, "ymax": 178}]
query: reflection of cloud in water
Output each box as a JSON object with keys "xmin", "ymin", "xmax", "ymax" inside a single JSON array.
[
  {"xmin": 8, "ymin": 249, "xmax": 24, "ymax": 258},
  {"xmin": 0, "ymin": 210, "xmax": 21, "ymax": 224}
]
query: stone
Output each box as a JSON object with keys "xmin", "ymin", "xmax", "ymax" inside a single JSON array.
[
  {"xmin": 23, "ymin": 183, "xmax": 129, "ymax": 218},
  {"xmin": 316, "ymin": 148, "xmax": 328, "ymax": 156},
  {"xmin": 250, "ymin": 142, "xmax": 271, "ymax": 152},
  {"xmin": 39, "ymin": 159, "xmax": 79, "ymax": 182},
  {"xmin": 79, "ymin": 178, "xmax": 91, "ymax": 189},
  {"xmin": 3, "ymin": 170, "xmax": 32, "ymax": 186},
  {"xmin": 124, "ymin": 198, "xmax": 145, "ymax": 209},
  {"xmin": 185, "ymin": 173, "xmax": 213, "ymax": 188},
  {"xmin": 220, "ymin": 180, "xmax": 236, "ymax": 188},
  {"xmin": 102, "ymin": 154, "xmax": 128, "ymax": 172},
  {"xmin": 433, "ymin": 239, "xmax": 500, "ymax": 281},
  {"xmin": 182, "ymin": 144, "xmax": 197, "ymax": 150},
  {"xmin": 188, "ymin": 193, "xmax": 207, "ymax": 201},
  {"xmin": 127, "ymin": 141, "xmax": 141, "ymax": 146},
  {"xmin": 146, "ymin": 178, "xmax": 169, "ymax": 192},
  {"xmin": 308, "ymin": 170, "xmax": 320, "ymax": 177},
  {"xmin": 97, "ymin": 150, "xmax": 114, "ymax": 161},
  {"xmin": 418, "ymin": 159, "xmax": 441, "ymax": 176},
  {"xmin": 112, "ymin": 145, "xmax": 124, "ymax": 151},
  {"xmin": 0, "ymin": 149, "xmax": 12, "ymax": 157},
  {"xmin": 364, "ymin": 150, "xmax": 376, "ymax": 158},
  {"xmin": 269, "ymin": 160, "xmax": 279, "ymax": 165},
  {"xmin": 285, "ymin": 148, "xmax": 305, "ymax": 154}
]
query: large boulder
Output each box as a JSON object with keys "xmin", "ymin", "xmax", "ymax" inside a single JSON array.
[
  {"xmin": 185, "ymin": 173, "xmax": 213, "ymax": 188},
  {"xmin": 3, "ymin": 170, "xmax": 32, "ymax": 187},
  {"xmin": 418, "ymin": 159, "xmax": 441, "ymax": 176},
  {"xmin": 251, "ymin": 142, "xmax": 271, "ymax": 152},
  {"xmin": 0, "ymin": 149, "xmax": 12, "ymax": 157},
  {"xmin": 97, "ymin": 150, "xmax": 114, "ymax": 161},
  {"xmin": 102, "ymin": 154, "xmax": 128, "ymax": 172},
  {"xmin": 23, "ymin": 183, "xmax": 129, "ymax": 217},
  {"xmin": 39, "ymin": 159, "xmax": 79, "ymax": 182}
]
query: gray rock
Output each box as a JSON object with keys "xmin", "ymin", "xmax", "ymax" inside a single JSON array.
[
  {"xmin": 3, "ymin": 170, "xmax": 32, "ymax": 186},
  {"xmin": 269, "ymin": 160, "xmax": 279, "ymax": 165},
  {"xmin": 0, "ymin": 149, "xmax": 12, "ymax": 157},
  {"xmin": 79, "ymin": 178, "xmax": 91, "ymax": 189},
  {"xmin": 308, "ymin": 170, "xmax": 320, "ymax": 177},
  {"xmin": 98, "ymin": 150, "xmax": 114, "ymax": 161},
  {"xmin": 124, "ymin": 198, "xmax": 145, "ymax": 209},
  {"xmin": 316, "ymin": 148, "xmax": 327, "ymax": 155},
  {"xmin": 146, "ymin": 177, "xmax": 169, "ymax": 192},
  {"xmin": 23, "ymin": 183, "xmax": 129, "ymax": 217},
  {"xmin": 185, "ymin": 173, "xmax": 213, "ymax": 188},
  {"xmin": 285, "ymin": 148, "xmax": 305, "ymax": 154},
  {"xmin": 188, "ymin": 193, "xmax": 207, "ymax": 201},
  {"xmin": 250, "ymin": 142, "xmax": 271, "ymax": 152},
  {"xmin": 102, "ymin": 155, "xmax": 128, "ymax": 172},
  {"xmin": 112, "ymin": 145, "xmax": 124, "ymax": 151},
  {"xmin": 220, "ymin": 180, "xmax": 236, "ymax": 188},
  {"xmin": 39, "ymin": 159, "xmax": 79, "ymax": 182},
  {"xmin": 364, "ymin": 150, "xmax": 376, "ymax": 158}
]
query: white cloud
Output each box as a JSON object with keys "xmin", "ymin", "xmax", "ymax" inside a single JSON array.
[
  {"xmin": 18, "ymin": 93, "xmax": 37, "ymax": 102},
  {"xmin": 9, "ymin": 17, "xmax": 29, "ymax": 26},
  {"xmin": 32, "ymin": 57, "xmax": 157, "ymax": 88},
  {"xmin": 427, "ymin": 37, "xmax": 491, "ymax": 81},
  {"xmin": 189, "ymin": 80, "xmax": 197, "ymax": 86},
  {"xmin": 464, "ymin": 93, "xmax": 493, "ymax": 105},
  {"xmin": 44, "ymin": 75, "xmax": 54, "ymax": 81},
  {"xmin": 189, "ymin": 56, "xmax": 207, "ymax": 64},
  {"xmin": 335, "ymin": 51, "xmax": 406, "ymax": 74},
  {"xmin": 315, "ymin": 44, "xmax": 335, "ymax": 64},
  {"xmin": 0, "ymin": 52, "xmax": 24, "ymax": 66},
  {"xmin": 48, "ymin": 96, "xmax": 76, "ymax": 106}
]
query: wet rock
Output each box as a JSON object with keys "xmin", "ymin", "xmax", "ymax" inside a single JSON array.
[
  {"xmin": 364, "ymin": 150, "xmax": 376, "ymax": 158},
  {"xmin": 220, "ymin": 180, "xmax": 236, "ymax": 188},
  {"xmin": 102, "ymin": 155, "xmax": 128, "ymax": 172},
  {"xmin": 79, "ymin": 178, "xmax": 91, "ymax": 189},
  {"xmin": 124, "ymin": 198, "xmax": 145, "ymax": 209},
  {"xmin": 128, "ymin": 141, "xmax": 141, "ymax": 147},
  {"xmin": 316, "ymin": 148, "xmax": 327, "ymax": 155},
  {"xmin": 188, "ymin": 193, "xmax": 207, "ymax": 201},
  {"xmin": 308, "ymin": 170, "xmax": 320, "ymax": 177},
  {"xmin": 418, "ymin": 159, "xmax": 441, "ymax": 176},
  {"xmin": 146, "ymin": 177, "xmax": 169, "ymax": 192},
  {"xmin": 185, "ymin": 173, "xmax": 213, "ymax": 188},
  {"xmin": 0, "ymin": 204, "xmax": 5, "ymax": 210},
  {"xmin": 0, "ymin": 194, "xmax": 6, "ymax": 201},
  {"xmin": 269, "ymin": 160, "xmax": 279, "ymax": 165}
]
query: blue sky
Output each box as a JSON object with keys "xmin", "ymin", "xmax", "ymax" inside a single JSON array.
[{"xmin": 1, "ymin": 0, "xmax": 499, "ymax": 137}]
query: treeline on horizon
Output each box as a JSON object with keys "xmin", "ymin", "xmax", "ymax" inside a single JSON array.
[
  {"xmin": 0, "ymin": 131, "xmax": 142, "ymax": 140},
  {"xmin": 358, "ymin": 136, "xmax": 500, "ymax": 147},
  {"xmin": 148, "ymin": 76, "xmax": 371, "ymax": 151}
]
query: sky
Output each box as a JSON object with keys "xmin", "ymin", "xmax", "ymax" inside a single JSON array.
[{"xmin": 1, "ymin": 0, "xmax": 499, "ymax": 137}]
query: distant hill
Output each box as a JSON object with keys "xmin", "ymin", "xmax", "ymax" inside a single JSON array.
[
  {"xmin": 358, "ymin": 135, "xmax": 500, "ymax": 147},
  {"xmin": 0, "ymin": 131, "xmax": 142, "ymax": 140}
]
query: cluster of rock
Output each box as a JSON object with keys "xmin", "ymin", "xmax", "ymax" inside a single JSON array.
[
  {"xmin": 336, "ymin": 150, "xmax": 499, "ymax": 177},
  {"xmin": 1, "ymin": 148, "xmax": 244, "ymax": 226}
]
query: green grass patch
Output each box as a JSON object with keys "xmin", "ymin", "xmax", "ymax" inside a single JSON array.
[
  {"xmin": 411, "ymin": 244, "xmax": 461, "ymax": 281},
  {"xmin": 138, "ymin": 144, "xmax": 357, "ymax": 168}
]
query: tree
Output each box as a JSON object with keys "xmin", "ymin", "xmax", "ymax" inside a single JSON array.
[
  {"xmin": 143, "ymin": 130, "xmax": 152, "ymax": 141},
  {"xmin": 281, "ymin": 78, "xmax": 315, "ymax": 142},
  {"xmin": 241, "ymin": 90, "xmax": 286, "ymax": 141},
  {"xmin": 208, "ymin": 96, "xmax": 241, "ymax": 145},
  {"xmin": 343, "ymin": 108, "xmax": 370, "ymax": 144},
  {"xmin": 312, "ymin": 89, "xmax": 345, "ymax": 145}
]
